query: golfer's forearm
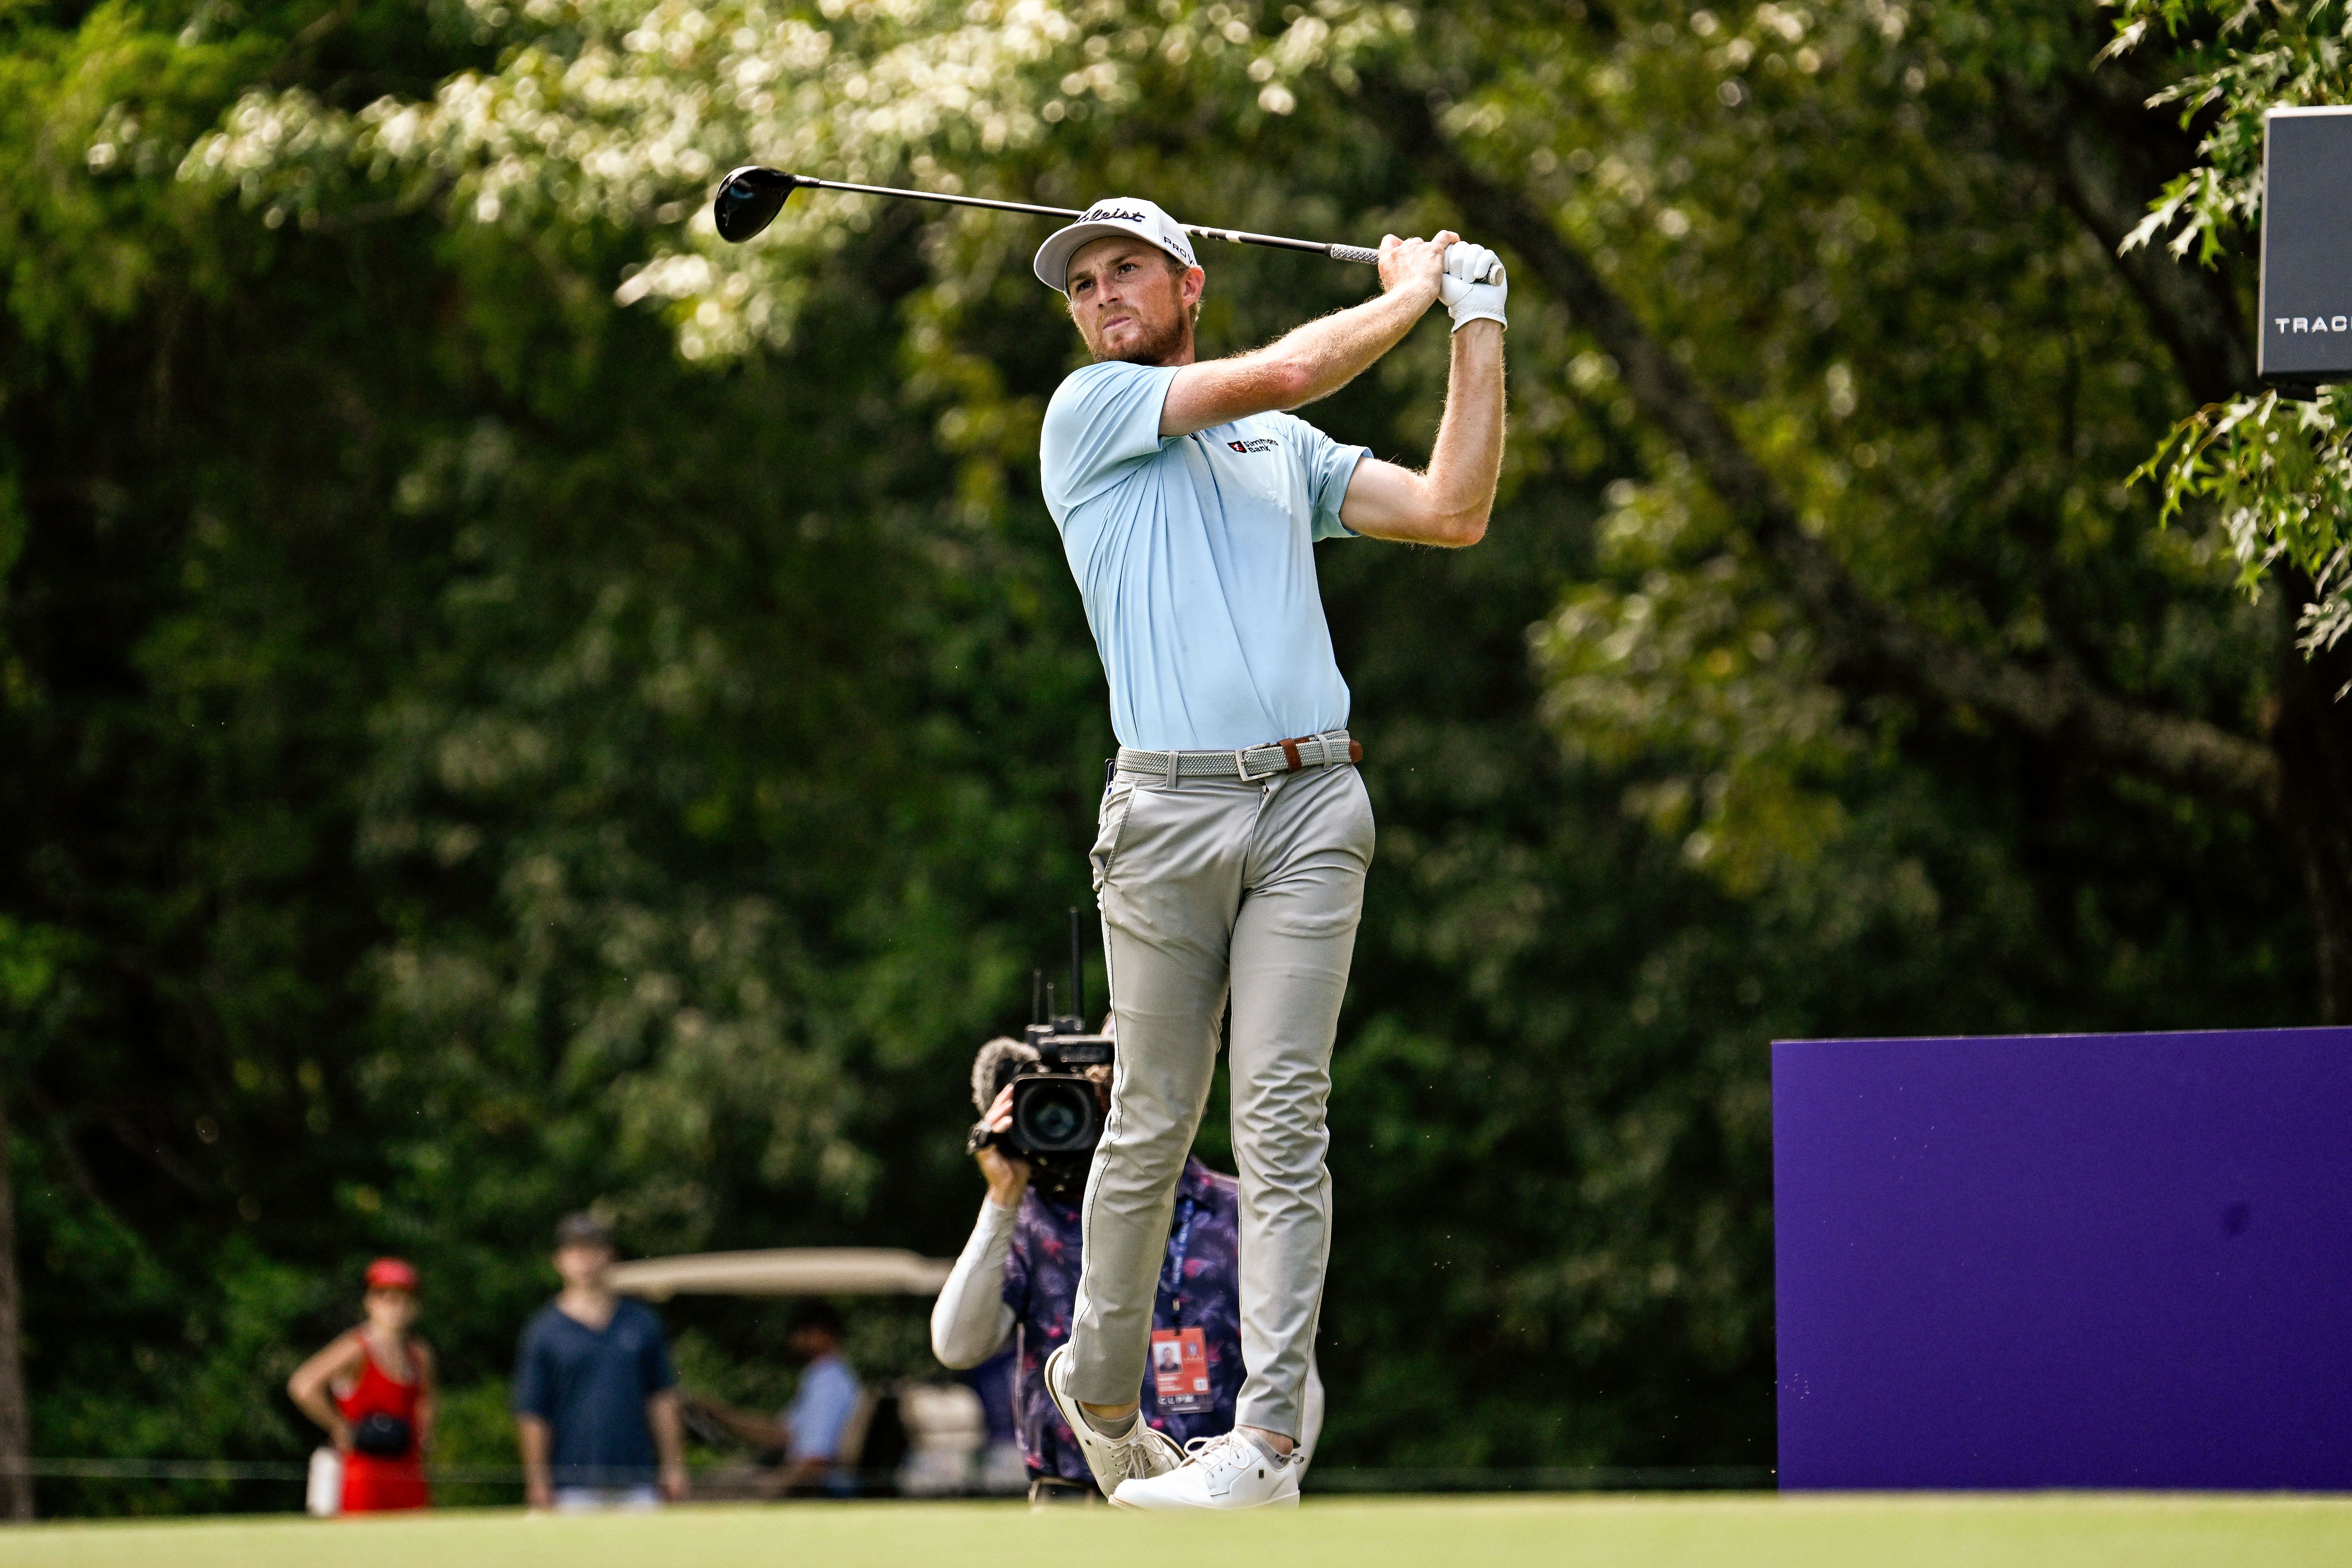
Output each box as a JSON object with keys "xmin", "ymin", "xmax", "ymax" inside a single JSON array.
[
  {"xmin": 1266, "ymin": 287, "xmax": 1430, "ymax": 404},
  {"xmin": 1163, "ymin": 286, "xmax": 1432, "ymax": 433},
  {"xmin": 1337, "ymin": 322, "xmax": 1503, "ymax": 544},
  {"xmin": 1426, "ymin": 322, "xmax": 1505, "ymax": 522}
]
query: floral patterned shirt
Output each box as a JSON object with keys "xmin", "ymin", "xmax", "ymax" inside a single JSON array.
[{"xmin": 1004, "ymin": 1156, "xmax": 1241, "ymax": 1482}]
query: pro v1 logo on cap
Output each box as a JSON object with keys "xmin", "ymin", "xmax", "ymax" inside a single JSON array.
[{"xmin": 1034, "ymin": 196, "xmax": 1200, "ymax": 293}]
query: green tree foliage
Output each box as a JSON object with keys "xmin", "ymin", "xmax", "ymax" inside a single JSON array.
[
  {"xmin": 2109, "ymin": 0, "xmax": 2352, "ymax": 662},
  {"xmin": 0, "ymin": 0, "xmax": 2330, "ymax": 1513}
]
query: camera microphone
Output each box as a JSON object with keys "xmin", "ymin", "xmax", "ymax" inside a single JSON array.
[{"xmin": 967, "ymin": 909, "xmax": 1118, "ymax": 1196}]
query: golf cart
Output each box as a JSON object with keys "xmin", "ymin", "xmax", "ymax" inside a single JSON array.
[{"xmin": 608, "ymin": 1247, "xmax": 1019, "ymax": 1498}]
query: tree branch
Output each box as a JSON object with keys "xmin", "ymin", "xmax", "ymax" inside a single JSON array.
[
  {"xmin": 1360, "ymin": 74, "xmax": 2281, "ymax": 817},
  {"xmin": 2017, "ymin": 70, "xmax": 2256, "ymax": 405}
]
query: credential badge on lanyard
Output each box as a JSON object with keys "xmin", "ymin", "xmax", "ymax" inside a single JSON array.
[{"xmin": 1150, "ymin": 1196, "xmax": 1213, "ymax": 1414}]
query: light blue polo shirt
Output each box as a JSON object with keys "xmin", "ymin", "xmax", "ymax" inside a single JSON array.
[
  {"xmin": 783, "ymin": 1352, "xmax": 860, "ymax": 1463},
  {"xmin": 1040, "ymin": 361, "xmax": 1368, "ymax": 752}
]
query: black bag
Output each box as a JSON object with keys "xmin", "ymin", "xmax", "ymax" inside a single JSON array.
[{"xmin": 350, "ymin": 1412, "xmax": 413, "ymax": 1458}]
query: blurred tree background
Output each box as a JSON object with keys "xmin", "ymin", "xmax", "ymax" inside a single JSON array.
[{"xmin": 0, "ymin": 0, "xmax": 2332, "ymax": 1515}]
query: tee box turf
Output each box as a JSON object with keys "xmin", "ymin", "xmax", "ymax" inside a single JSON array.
[{"xmin": 2261, "ymin": 105, "xmax": 2352, "ymax": 397}]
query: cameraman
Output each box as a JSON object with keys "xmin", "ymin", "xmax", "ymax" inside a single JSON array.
[{"xmin": 930, "ymin": 1035, "xmax": 1320, "ymax": 1503}]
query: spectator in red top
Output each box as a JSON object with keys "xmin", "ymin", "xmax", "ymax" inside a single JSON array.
[{"xmin": 288, "ymin": 1258, "xmax": 437, "ymax": 1512}]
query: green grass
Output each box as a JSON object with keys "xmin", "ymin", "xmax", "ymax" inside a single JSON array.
[{"xmin": 8, "ymin": 1494, "xmax": 2351, "ymax": 1568}]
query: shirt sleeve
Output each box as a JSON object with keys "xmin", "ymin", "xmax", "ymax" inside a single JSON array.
[
  {"xmin": 929, "ymin": 1196, "xmax": 1020, "ymax": 1369},
  {"xmin": 638, "ymin": 1309, "xmax": 678, "ymax": 1396},
  {"xmin": 1288, "ymin": 414, "xmax": 1369, "ymax": 541},
  {"xmin": 511, "ymin": 1318, "xmax": 553, "ymax": 1419},
  {"xmin": 1040, "ymin": 362, "xmax": 1179, "ymax": 513}
]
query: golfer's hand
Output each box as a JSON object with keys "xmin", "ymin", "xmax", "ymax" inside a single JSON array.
[
  {"xmin": 1440, "ymin": 243, "xmax": 1507, "ymax": 333},
  {"xmin": 975, "ymin": 1085, "xmax": 1031, "ymax": 1205},
  {"xmin": 1378, "ymin": 230, "xmax": 1457, "ymax": 310},
  {"xmin": 331, "ymin": 1419, "xmax": 355, "ymax": 1455}
]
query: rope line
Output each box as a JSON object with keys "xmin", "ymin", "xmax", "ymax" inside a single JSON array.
[{"xmin": 0, "ymin": 1457, "xmax": 1773, "ymax": 1490}]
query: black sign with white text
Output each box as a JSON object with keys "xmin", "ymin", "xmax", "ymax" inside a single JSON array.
[{"xmin": 2261, "ymin": 106, "xmax": 2352, "ymax": 389}]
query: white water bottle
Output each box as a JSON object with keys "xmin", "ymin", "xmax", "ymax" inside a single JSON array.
[{"xmin": 306, "ymin": 1447, "xmax": 343, "ymax": 1517}]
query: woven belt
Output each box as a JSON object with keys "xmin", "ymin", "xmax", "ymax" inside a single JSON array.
[{"xmin": 1114, "ymin": 731, "xmax": 1361, "ymax": 785}]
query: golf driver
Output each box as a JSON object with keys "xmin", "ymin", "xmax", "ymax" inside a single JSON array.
[{"xmin": 712, "ymin": 165, "xmax": 1501, "ymax": 280}]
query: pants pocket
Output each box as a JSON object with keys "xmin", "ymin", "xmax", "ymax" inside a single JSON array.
[{"xmin": 1090, "ymin": 779, "xmax": 1137, "ymax": 892}]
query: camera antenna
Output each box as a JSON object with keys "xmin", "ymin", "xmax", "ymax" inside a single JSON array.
[
  {"xmin": 1069, "ymin": 906, "xmax": 1085, "ymax": 1025},
  {"xmin": 1031, "ymin": 967, "xmax": 1044, "ymax": 1027}
]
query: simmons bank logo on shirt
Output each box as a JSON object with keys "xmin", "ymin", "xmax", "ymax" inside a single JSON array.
[{"xmin": 1227, "ymin": 438, "xmax": 1278, "ymax": 454}]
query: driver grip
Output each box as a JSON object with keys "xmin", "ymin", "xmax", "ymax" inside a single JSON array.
[{"xmin": 1331, "ymin": 242, "xmax": 1500, "ymax": 283}]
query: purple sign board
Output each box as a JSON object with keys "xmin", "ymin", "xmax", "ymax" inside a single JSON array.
[{"xmin": 1774, "ymin": 1027, "xmax": 2352, "ymax": 1489}]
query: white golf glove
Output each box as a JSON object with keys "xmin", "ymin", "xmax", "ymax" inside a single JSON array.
[{"xmin": 1439, "ymin": 242, "xmax": 1506, "ymax": 333}]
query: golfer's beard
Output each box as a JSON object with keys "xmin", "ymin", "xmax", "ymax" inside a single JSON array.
[{"xmin": 1094, "ymin": 310, "xmax": 1189, "ymax": 366}]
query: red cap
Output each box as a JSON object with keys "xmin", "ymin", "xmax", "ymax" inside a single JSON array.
[{"xmin": 364, "ymin": 1257, "xmax": 418, "ymax": 1292}]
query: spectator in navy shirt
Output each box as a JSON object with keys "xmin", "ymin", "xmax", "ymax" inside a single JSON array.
[
  {"xmin": 512, "ymin": 1213, "xmax": 688, "ymax": 1510},
  {"xmin": 929, "ymin": 1034, "xmax": 1320, "ymax": 1503}
]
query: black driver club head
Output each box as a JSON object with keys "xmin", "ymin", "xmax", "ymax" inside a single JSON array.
[{"xmin": 714, "ymin": 165, "xmax": 804, "ymax": 243}]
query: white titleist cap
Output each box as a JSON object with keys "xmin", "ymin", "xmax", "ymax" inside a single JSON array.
[{"xmin": 1033, "ymin": 197, "xmax": 1198, "ymax": 293}]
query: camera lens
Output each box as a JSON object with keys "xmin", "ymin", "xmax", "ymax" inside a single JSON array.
[{"xmin": 1013, "ymin": 1079, "xmax": 1100, "ymax": 1154}]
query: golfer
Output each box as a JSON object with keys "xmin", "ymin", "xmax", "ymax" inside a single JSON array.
[{"xmin": 1029, "ymin": 201, "xmax": 1506, "ymax": 1510}]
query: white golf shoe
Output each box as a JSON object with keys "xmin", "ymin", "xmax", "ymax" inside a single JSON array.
[
  {"xmin": 1042, "ymin": 1344, "xmax": 1184, "ymax": 1501},
  {"xmin": 1111, "ymin": 1429, "xmax": 1305, "ymax": 1511}
]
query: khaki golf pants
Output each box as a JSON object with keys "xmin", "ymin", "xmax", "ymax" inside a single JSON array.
[{"xmin": 1068, "ymin": 759, "xmax": 1373, "ymax": 1439}]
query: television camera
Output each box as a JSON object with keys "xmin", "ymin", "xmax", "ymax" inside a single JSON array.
[{"xmin": 967, "ymin": 909, "xmax": 1114, "ymax": 1196}]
